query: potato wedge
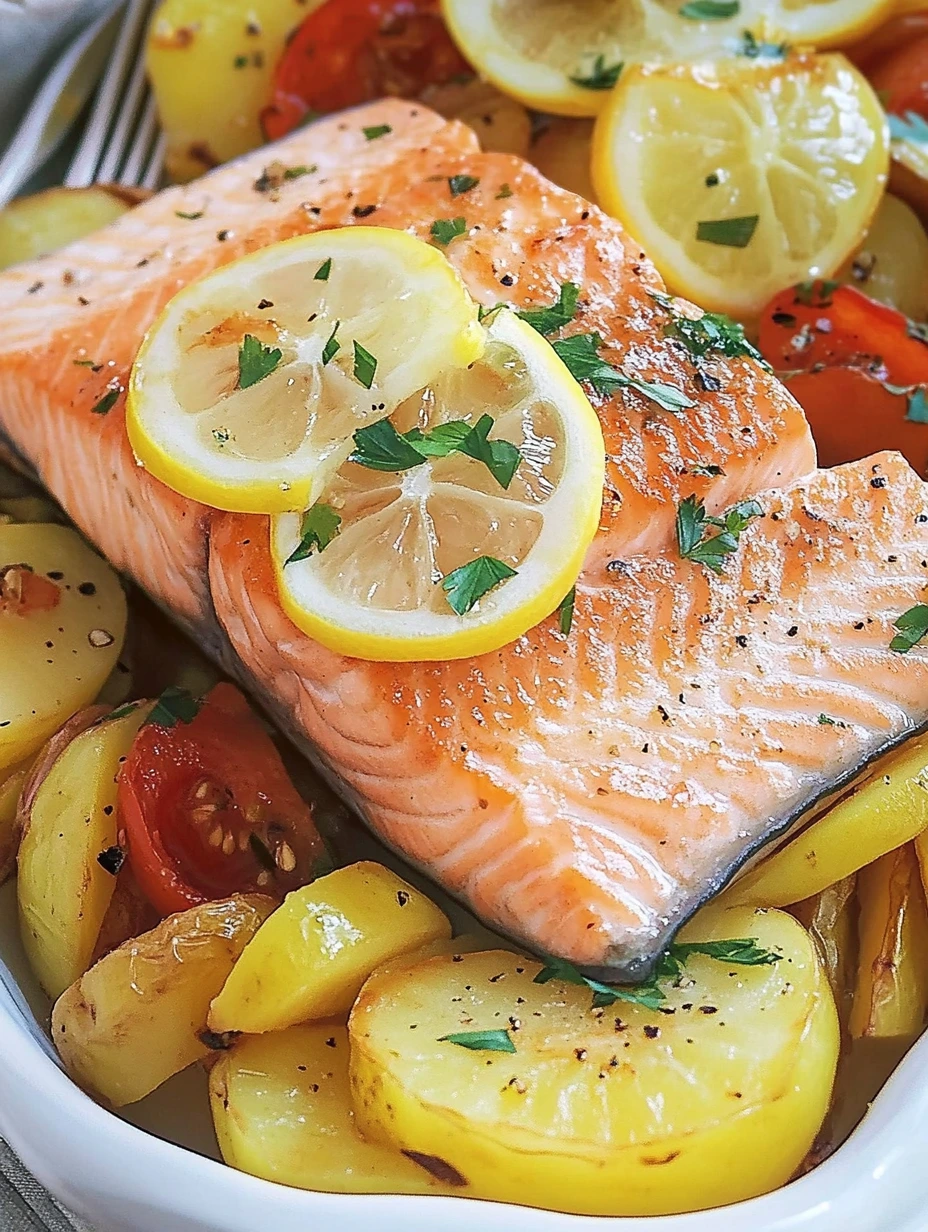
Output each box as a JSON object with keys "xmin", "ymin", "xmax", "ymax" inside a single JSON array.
[
  {"xmin": 0, "ymin": 762, "xmax": 27, "ymax": 885},
  {"xmin": 210, "ymin": 1024, "xmax": 461, "ymax": 1195},
  {"xmin": 349, "ymin": 906, "xmax": 838, "ymax": 1217},
  {"xmin": 530, "ymin": 118, "xmax": 597, "ymax": 202},
  {"xmin": 0, "ymin": 186, "xmax": 140, "ymax": 271},
  {"xmin": 0, "ymin": 523, "xmax": 127, "ymax": 773},
  {"xmin": 147, "ymin": 0, "xmax": 318, "ymax": 182},
  {"xmin": 18, "ymin": 702, "xmax": 151, "ymax": 999},
  {"xmin": 209, "ymin": 861, "xmax": 451, "ymax": 1033},
  {"xmin": 53, "ymin": 895, "xmax": 274, "ymax": 1106},
  {"xmin": 849, "ymin": 844, "xmax": 928, "ymax": 1040},
  {"xmin": 792, "ymin": 875, "xmax": 858, "ymax": 1031},
  {"xmin": 719, "ymin": 735, "xmax": 928, "ymax": 909},
  {"xmin": 890, "ymin": 140, "xmax": 928, "ymax": 230},
  {"xmin": 420, "ymin": 79, "xmax": 532, "ymax": 157},
  {"xmin": 836, "ymin": 193, "xmax": 928, "ymax": 321}
]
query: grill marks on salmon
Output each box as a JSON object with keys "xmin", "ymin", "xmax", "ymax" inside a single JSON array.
[{"xmin": 0, "ymin": 100, "xmax": 925, "ymax": 974}]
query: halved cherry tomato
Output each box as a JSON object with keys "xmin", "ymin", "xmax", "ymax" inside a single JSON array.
[
  {"xmin": 261, "ymin": 0, "xmax": 470, "ymax": 141},
  {"xmin": 118, "ymin": 682, "xmax": 328, "ymax": 916},
  {"xmin": 868, "ymin": 37, "xmax": 928, "ymax": 122},
  {"xmin": 849, "ymin": 14, "xmax": 928, "ymax": 74},
  {"xmin": 759, "ymin": 282, "xmax": 928, "ymax": 472}
]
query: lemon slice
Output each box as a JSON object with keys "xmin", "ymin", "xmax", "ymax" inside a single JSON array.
[
  {"xmin": 441, "ymin": 0, "xmax": 894, "ymax": 118},
  {"xmin": 272, "ymin": 310, "xmax": 606, "ymax": 662},
  {"xmin": 592, "ymin": 53, "xmax": 889, "ymax": 319},
  {"xmin": 127, "ymin": 228, "xmax": 484, "ymax": 514}
]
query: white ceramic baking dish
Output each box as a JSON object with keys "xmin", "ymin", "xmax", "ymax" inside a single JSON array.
[{"xmin": 0, "ymin": 876, "xmax": 924, "ymax": 1232}]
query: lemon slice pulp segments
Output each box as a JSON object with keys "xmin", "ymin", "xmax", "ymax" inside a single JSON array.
[
  {"xmin": 440, "ymin": 0, "xmax": 894, "ymax": 118},
  {"xmin": 127, "ymin": 228, "xmax": 484, "ymax": 514},
  {"xmin": 592, "ymin": 53, "xmax": 889, "ymax": 319},
  {"xmin": 273, "ymin": 310, "xmax": 606, "ymax": 662}
]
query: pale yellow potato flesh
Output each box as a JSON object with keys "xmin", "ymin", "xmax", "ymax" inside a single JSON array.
[
  {"xmin": 210, "ymin": 1024, "xmax": 462, "ymax": 1196},
  {"xmin": 720, "ymin": 735, "xmax": 928, "ymax": 909},
  {"xmin": 0, "ymin": 523, "xmax": 127, "ymax": 773},
  {"xmin": 349, "ymin": 906, "xmax": 839, "ymax": 1217},
  {"xmin": 52, "ymin": 895, "xmax": 274, "ymax": 1107},
  {"xmin": 792, "ymin": 875, "xmax": 858, "ymax": 1032},
  {"xmin": 0, "ymin": 762, "xmax": 27, "ymax": 885},
  {"xmin": 210, "ymin": 861, "xmax": 451, "ymax": 1034},
  {"xmin": 836, "ymin": 193, "xmax": 928, "ymax": 321},
  {"xmin": 147, "ymin": 0, "xmax": 321, "ymax": 182},
  {"xmin": 0, "ymin": 186, "xmax": 136, "ymax": 271},
  {"xmin": 849, "ymin": 844, "xmax": 928, "ymax": 1040},
  {"xmin": 17, "ymin": 703, "xmax": 151, "ymax": 1000}
]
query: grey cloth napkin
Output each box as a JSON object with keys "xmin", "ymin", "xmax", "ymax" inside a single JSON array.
[{"xmin": 0, "ymin": 1140, "xmax": 92, "ymax": 1232}]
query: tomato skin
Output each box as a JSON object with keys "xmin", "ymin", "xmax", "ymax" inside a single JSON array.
[
  {"xmin": 850, "ymin": 14, "xmax": 928, "ymax": 73},
  {"xmin": 868, "ymin": 37, "xmax": 928, "ymax": 123},
  {"xmin": 119, "ymin": 683, "xmax": 326, "ymax": 917},
  {"xmin": 261, "ymin": 0, "xmax": 470, "ymax": 141},
  {"xmin": 758, "ymin": 282, "xmax": 928, "ymax": 472}
]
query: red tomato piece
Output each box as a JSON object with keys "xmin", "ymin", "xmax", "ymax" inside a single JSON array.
[
  {"xmin": 118, "ymin": 682, "xmax": 328, "ymax": 916},
  {"xmin": 261, "ymin": 0, "xmax": 470, "ymax": 141},
  {"xmin": 758, "ymin": 281, "xmax": 928, "ymax": 471},
  {"xmin": 849, "ymin": 14, "xmax": 928, "ymax": 74},
  {"xmin": 868, "ymin": 36, "xmax": 928, "ymax": 123}
]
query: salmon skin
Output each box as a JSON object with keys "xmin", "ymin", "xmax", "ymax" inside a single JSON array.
[{"xmin": 1, "ymin": 100, "xmax": 927, "ymax": 979}]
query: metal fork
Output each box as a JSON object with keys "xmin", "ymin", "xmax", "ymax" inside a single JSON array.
[{"xmin": 0, "ymin": 0, "xmax": 164, "ymax": 208}]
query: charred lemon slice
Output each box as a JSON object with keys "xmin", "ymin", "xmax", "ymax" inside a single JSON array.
[
  {"xmin": 592, "ymin": 53, "xmax": 889, "ymax": 318},
  {"xmin": 127, "ymin": 228, "xmax": 484, "ymax": 514},
  {"xmin": 441, "ymin": 0, "xmax": 894, "ymax": 118},
  {"xmin": 272, "ymin": 310, "xmax": 605, "ymax": 662}
]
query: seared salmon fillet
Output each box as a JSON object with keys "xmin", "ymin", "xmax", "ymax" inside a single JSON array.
[{"xmin": 1, "ymin": 100, "xmax": 926, "ymax": 975}]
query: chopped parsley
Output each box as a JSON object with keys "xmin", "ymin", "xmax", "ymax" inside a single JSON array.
[
  {"xmin": 314, "ymin": 258, "xmax": 332, "ymax": 281},
  {"xmin": 91, "ymin": 387, "xmax": 121, "ymax": 416},
  {"xmin": 818, "ymin": 714, "xmax": 837, "ymax": 726},
  {"xmin": 889, "ymin": 112, "xmax": 928, "ymax": 145},
  {"xmin": 696, "ymin": 214, "xmax": 759, "ymax": 248},
  {"xmin": 441, "ymin": 555, "xmax": 517, "ymax": 615},
  {"xmin": 553, "ymin": 332, "xmax": 695, "ymax": 412},
  {"xmin": 533, "ymin": 955, "xmax": 666, "ymax": 1010},
  {"xmin": 496, "ymin": 183, "xmax": 514, "ymax": 200},
  {"xmin": 448, "ymin": 174, "xmax": 479, "ymax": 197},
  {"xmin": 233, "ymin": 54, "xmax": 248, "ymax": 68},
  {"xmin": 654, "ymin": 293, "xmax": 768, "ymax": 367},
  {"xmin": 321, "ymin": 321, "xmax": 341, "ymax": 366},
  {"xmin": 212, "ymin": 427, "xmax": 230, "ymax": 445},
  {"xmin": 732, "ymin": 30, "xmax": 788, "ymax": 58},
  {"xmin": 569, "ymin": 55, "xmax": 623, "ymax": 90},
  {"xmin": 906, "ymin": 388, "xmax": 928, "ymax": 424},
  {"xmin": 353, "ymin": 341, "xmax": 378, "ymax": 389},
  {"xmin": 175, "ymin": 210, "xmax": 203, "ymax": 220},
  {"xmin": 430, "ymin": 216, "xmax": 467, "ymax": 246},
  {"xmin": 285, "ymin": 503, "xmax": 342, "ymax": 564},
  {"xmin": 351, "ymin": 414, "xmax": 521, "ymax": 488},
  {"xmin": 890, "ymin": 604, "xmax": 928, "ymax": 654},
  {"xmin": 665, "ymin": 939, "xmax": 781, "ymax": 971},
  {"xmin": 283, "ymin": 164, "xmax": 314, "ymax": 180},
  {"xmin": 237, "ymin": 334, "xmax": 282, "ymax": 389},
  {"xmin": 676, "ymin": 493, "xmax": 763, "ymax": 573},
  {"xmin": 363, "ymin": 124, "xmax": 392, "ymax": 140},
  {"xmin": 73, "ymin": 358, "xmax": 97, "ymax": 368},
  {"xmin": 794, "ymin": 278, "xmax": 839, "ymax": 308},
  {"xmin": 680, "ymin": 0, "xmax": 740, "ymax": 16},
  {"xmin": 438, "ymin": 1029, "xmax": 516, "ymax": 1053},
  {"xmin": 147, "ymin": 686, "xmax": 202, "ymax": 729},
  {"xmin": 518, "ymin": 282, "xmax": 581, "ymax": 336},
  {"xmin": 558, "ymin": 586, "xmax": 576, "ymax": 635}
]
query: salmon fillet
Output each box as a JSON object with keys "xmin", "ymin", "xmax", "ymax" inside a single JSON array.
[{"xmin": 1, "ymin": 100, "xmax": 926, "ymax": 975}]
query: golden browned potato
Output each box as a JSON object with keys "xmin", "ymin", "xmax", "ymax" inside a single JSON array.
[
  {"xmin": 792, "ymin": 875, "xmax": 858, "ymax": 1031},
  {"xmin": 421, "ymin": 79, "xmax": 532, "ymax": 157},
  {"xmin": 0, "ymin": 523, "xmax": 128, "ymax": 774},
  {"xmin": 836, "ymin": 193, "xmax": 928, "ymax": 321},
  {"xmin": 849, "ymin": 843, "xmax": 928, "ymax": 1040},
  {"xmin": 52, "ymin": 895, "xmax": 274, "ymax": 1106},
  {"xmin": 349, "ymin": 905, "xmax": 839, "ymax": 1217},
  {"xmin": 720, "ymin": 735, "xmax": 928, "ymax": 909},
  {"xmin": 210, "ymin": 1024, "xmax": 461, "ymax": 1195},
  {"xmin": 147, "ymin": 0, "xmax": 321, "ymax": 182},
  {"xmin": 209, "ymin": 861, "xmax": 451, "ymax": 1033},
  {"xmin": 17, "ymin": 702, "xmax": 151, "ymax": 1000},
  {"xmin": 0, "ymin": 186, "xmax": 140, "ymax": 270},
  {"xmin": 530, "ymin": 118, "xmax": 597, "ymax": 202}
]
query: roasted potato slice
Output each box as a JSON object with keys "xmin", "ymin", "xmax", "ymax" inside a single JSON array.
[
  {"xmin": 721, "ymin": 735, "xmax": 928, "ymax": 909},
  {"xmin": 349, "ymin": 906, "xmax": 838, "ymax": 1217},
  {"xmin": 836, "ymin": 193, "xmax": 928, "ymax": 321},
  {"xmin": 18, "ymin": 702, "xmax": 152, "ymax": 999},
  {"xmin": 0, "ymin": 762, "xmax": 27, "ymax": 885},
  {"xmin": 849, "ymin": 843, "xmax": 928, "ymax": 1040},
  {"xmin": 0, "ymin": 523, "xmax": 127, "ymax": 773},
  {"xmin": 52, "ymin": 894, "xmax": 274, "ymax": 1106},
  {"xmin": 209, "ymin": 862, "xmax": 451, "ymax": 1033},
  {"xmin": 792, "ymin": 875, "xmax": 858, "ymax": 1031},
  {"xmin": 0, "ymin": 186, "xmax": 140, "ymax": 270},
  {"xmin": 210, "ymin": 1024, "xmax": 460, "ymax": 1195},
  {"xmin": 147, "ymin": 0, "xmax": 318, "ymax": 182}
]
